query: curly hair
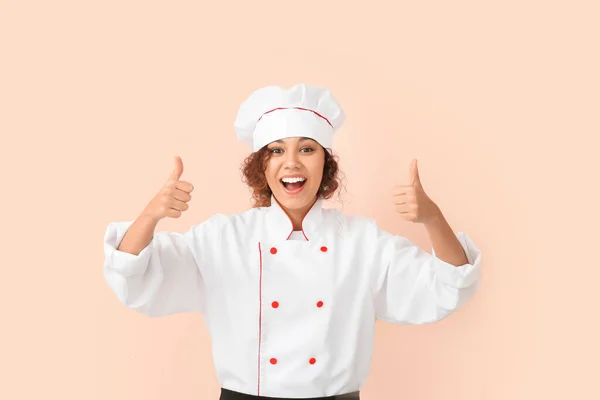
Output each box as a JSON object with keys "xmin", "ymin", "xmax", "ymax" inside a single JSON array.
[{"xmin": 240, "ymin": 145, "xmax": 345, "ymax": 208}]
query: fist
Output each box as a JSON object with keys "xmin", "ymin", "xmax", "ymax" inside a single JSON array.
[
  {"xmin": 142, "ymin": 156, "xmax": 194, "ymax": 221},
  {"xmin": 392, "ymin": 159, "xmax": 441, "ymax": 224}
]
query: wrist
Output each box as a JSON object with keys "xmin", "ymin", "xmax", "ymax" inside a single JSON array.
[
  {"xmin": 424, "ymin": 206, "xmax": 444, "ymax": 227},
  {"xmin": 138, "ymin": 212, "xmax": 161, "ymax": 225}
]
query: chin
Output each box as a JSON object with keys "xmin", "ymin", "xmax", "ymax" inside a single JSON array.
[{"xmin": 273, "ymin": 189, "xmax": 317, "ymax": 209}]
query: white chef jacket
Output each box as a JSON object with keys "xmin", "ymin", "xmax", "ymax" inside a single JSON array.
[{"xmin": 103, "ymin": 195, "xmax": 482, "ymax": 398}]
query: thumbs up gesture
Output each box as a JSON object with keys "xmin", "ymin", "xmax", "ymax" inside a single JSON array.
[
  {"xmin": 392, "ymin": 159, "xmax": 441, "ymax": 224},
  {"xmin": 141, "ymin": 156, "xmax": 195, "ymax": 221}
]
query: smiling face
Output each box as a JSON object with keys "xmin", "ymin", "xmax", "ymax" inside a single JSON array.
[{"xmin": 264, "ymin": 136, "xmax": 325, "ymax": 214}]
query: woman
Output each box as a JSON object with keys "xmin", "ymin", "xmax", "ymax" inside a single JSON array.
[{"xmin": 103, "ymin": 83, "xmax": 482, "ymax": 400}]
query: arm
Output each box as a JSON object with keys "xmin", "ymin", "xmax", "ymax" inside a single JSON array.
[
  {"xmin": 382, "ymin": 159, "xmax": 481, "ymax": 324},
  {"xmin": 424, "ymin": 212, "xmax": 469, "ymax": 267},
  {"xmin": 371, "ymin": 221, "xmax": 482, "ymax": 325},
  {"xmin": 115, "ymin": 214, "xmax": 159, "ymax": 256},
  {"xmin": 103, "ymin": 214, "xmax": 223, "ymax": 317}
]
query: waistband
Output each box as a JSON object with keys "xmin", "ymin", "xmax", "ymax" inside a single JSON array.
[{"xmin": 219, "ymin": 388, "xmax": 360, "ymax": 400}]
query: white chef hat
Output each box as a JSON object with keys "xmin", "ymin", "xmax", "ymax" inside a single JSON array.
[{"xmin": 234, "ymin": 83, "xmax": 346, "ymax": 152}]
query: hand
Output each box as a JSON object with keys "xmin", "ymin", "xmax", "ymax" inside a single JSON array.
[
  {"xmin": 392, "ymin": 159, "xmax": 441, "ymax": 224},
  {"xmin": 141, "ymin": 156, "xmax": 194, "ymax": 221}
]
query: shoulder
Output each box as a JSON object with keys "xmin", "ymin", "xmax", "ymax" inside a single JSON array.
[
  {"xmin": 322, "ymin": 207, "xmax": 380, "ymax": 238},
  {"xmin": 190, "ymin": 206, "xmax": 266, "ymax": 233},
  {"xmin": 325, "ymin": 208, "xmax": 410, "ymax": 247}
]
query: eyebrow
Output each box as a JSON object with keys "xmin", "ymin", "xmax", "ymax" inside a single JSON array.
[{"xmin": 273, "ymin": 137, "xmax": 313, "ymax": 144}]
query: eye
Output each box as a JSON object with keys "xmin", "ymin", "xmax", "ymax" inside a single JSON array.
[
  {"xmin": 269, "ymin": 147, "xmax": 283, "ymax": 154},
  {"xmin": 301, "ymin": 147, "xmax": 314, "ymax": 153}
]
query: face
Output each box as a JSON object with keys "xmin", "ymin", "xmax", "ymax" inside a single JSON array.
[{"xmin": 264, "ymin": 136, "xmax": 325, "ymax": 213}]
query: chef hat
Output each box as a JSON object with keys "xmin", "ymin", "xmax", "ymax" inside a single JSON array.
[{"xmin": 234, "ymin": 83, "xmax": 346, "ymax": 152}]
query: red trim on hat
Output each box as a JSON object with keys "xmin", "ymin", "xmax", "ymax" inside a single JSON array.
[{"xmin": 258, "ymin": 107, "xmax": 333, "ymax": 128}]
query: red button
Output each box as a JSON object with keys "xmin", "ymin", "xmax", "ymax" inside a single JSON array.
[
  {"xmin": 309, "ymin": 358, "xmax": 316, "ymax": 364},
  {"xmin": 270, "ymin": 247, "xmax": 277, "ymax": 254},
  {"xmin": 317, "ymin": 301, "xmax": 324, "ymax": 308},
  {"xmin": 320, "ymin": 246, "xmax": 328, "ymax": 252},
  {"xmin": 272, "ymin": 301, "xmax": 279, "ymax": 308},
  {"xmin": 270, "ymin": 358, "xmax": 277, "ymax": 365}
]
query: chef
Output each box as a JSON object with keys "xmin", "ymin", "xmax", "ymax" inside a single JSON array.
[{"xmin": 103, "ymin": 83, "xmax": 482, "ymax": 400}]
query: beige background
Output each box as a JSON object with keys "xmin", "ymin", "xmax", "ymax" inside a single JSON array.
[{"xmin": 1, "ymin": 0, "xmax": 599, "ymax": 399}]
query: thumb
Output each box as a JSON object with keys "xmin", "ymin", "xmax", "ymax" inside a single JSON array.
[
  {"xmin": 169, "ymin": 156, "xmax": 184, "ymax": 181},
  {"xmin": 410, "ymin": 159, "xmax": 421, "ymax": 186}
]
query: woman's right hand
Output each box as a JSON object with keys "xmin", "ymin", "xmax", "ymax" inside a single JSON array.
[{"xmin": 141, "ymin": 156, "xmax": 194, "ymax": 221}]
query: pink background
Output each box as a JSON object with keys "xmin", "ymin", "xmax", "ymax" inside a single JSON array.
[{"xmin": 2, "ymin": 1, "xmax": 599, "ymax": 399}]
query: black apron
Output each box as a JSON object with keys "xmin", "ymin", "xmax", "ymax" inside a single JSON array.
[{"xmin": 219, "ymin": 388, "xmax": 360, "ymax": 400}]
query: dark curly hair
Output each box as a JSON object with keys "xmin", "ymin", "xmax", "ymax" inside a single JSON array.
[{"xmin": 240, "ymin": 145, "xmax": 345, "ymax": 208}]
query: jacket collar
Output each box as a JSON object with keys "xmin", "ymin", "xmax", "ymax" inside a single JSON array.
[{"xmin": 266, "ymin": 194, "xmax": 324, "ymax": 241}]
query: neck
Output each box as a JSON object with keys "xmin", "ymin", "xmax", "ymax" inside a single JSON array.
[
  {"xmin": 276, "ymin": 196, "xmax": 318, "ymax": 231},
  {"xmin": 286, "ymin": 208, "xmax": 307, "ymax": 231}
]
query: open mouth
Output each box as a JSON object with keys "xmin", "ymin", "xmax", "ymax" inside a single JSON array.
[{"xmin": 280, "ymin": 177, "xmax": 307, "ymax": 194}]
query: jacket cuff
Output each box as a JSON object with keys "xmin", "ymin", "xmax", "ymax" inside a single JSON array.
[
  {"xmin": 104, "ymin": 221, "xmax": 153, "ymax": 277},
  {"xmin": 431, "ymin": 231, "xmax": 482, "ymax": 289}
]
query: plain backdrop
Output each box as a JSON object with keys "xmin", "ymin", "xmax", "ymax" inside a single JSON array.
[{"xmin": 1, "ymin": 1, "xmax": 599, "ymax": 399}]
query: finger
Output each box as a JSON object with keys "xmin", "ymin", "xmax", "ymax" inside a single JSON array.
[
  {"xmin": 393, "ymin": 195, "xmax": 414, "ymax": 205},
  {"xmin": 172, "ymin": 188, "xmax": 192, "ymax": 202},
  {"xmin": 167, "ymin": 198, "xmax": 189, "ymax": 212},
  {"xmin": 395, "ymin": 204, "xmax": 411, "ymax": 213},
  {"xmin": 395, "ymin": 205, "xmax": 417, "ymax": 218},
  {"xmin": 392, "ymin": 185, "xmax": 413, "ymax": 195},
  {"xmin": 393, "ymin": 191, "xmax": 416, "ymax": 198},
  {"xmin": 410, "ymin": 159, "xmax": 421, "ymax": 187},
  {"xmin": 169, "ymin": 156, "xmax": 184, "ymax": 182},
  {"xmin": 392, "ymin": 193, "xmax": 405, "ymax": 203},
  {"xmin": 164, "ymin": 208, "xmax": 182, "ymax": 218},
  {"xmin": 400, "ymin": 213, "xmax": 417, "ymax": 222},
  {"xmin": 174, "ymin": 180, "xmax": 194, "ymax": 193},
  {"xmin": 396, "ymin": 202, "xmax": 417, "ymax": 212}
]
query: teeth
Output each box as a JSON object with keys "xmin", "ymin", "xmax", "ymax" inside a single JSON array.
[{"xmin": 281, "ymin": 177, "xmax": 306, "ymax": 183}]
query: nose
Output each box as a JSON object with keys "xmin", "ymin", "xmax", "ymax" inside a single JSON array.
[{"xmin": 283, "ymin": 150, "xmax": 301, "ymax": 168}]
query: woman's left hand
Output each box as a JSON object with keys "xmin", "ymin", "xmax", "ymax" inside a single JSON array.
[{"xmin": 392, "ymin": 159, "xmax": 442, "ymax": 224}]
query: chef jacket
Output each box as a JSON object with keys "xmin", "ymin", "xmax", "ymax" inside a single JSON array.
[{"xmin": 103, "ymin": 195, "xmax": 482, "ymax": 398}]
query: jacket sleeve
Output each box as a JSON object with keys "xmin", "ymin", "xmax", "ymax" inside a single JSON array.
[
  {"xmin": 102, "ymin": 214, "xmax": 224, "ymax": 317},
  {"xmin": 370, "ymin": 222, "xmax": 482, "ymax": 325}
]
